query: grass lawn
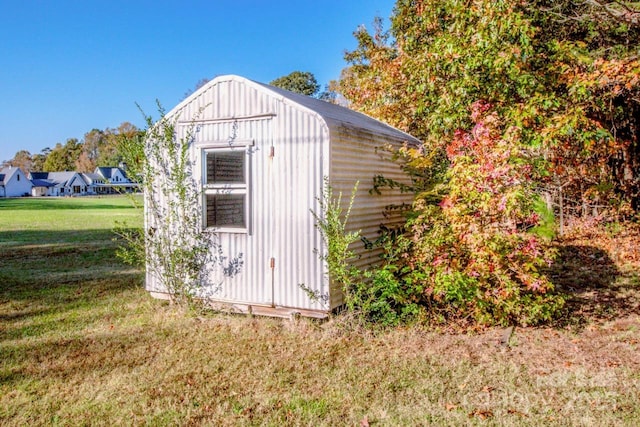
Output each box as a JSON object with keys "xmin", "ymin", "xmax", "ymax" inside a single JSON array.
[{"xmin": 1, "ymin": 196, "xmax": 639, "ymax": 426}]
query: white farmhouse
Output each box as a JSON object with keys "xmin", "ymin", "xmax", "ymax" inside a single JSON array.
[
  {"xmin": 29, "ymin": 171, "xmax": 88, "ymax": 196},
  {"xmin": 29, "ymin": 167, "xmax": 138, "ymax": 196},
  {"xmin": 0, "ymin": 167, "xmax": 33, "ymax": 197}
]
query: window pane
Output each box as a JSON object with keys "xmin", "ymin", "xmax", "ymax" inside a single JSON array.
[
  {"xmin": 206, "ymin": 194, "xmax": 245, "ymax": 228},
  {"xmin": 206, "ymin": 151, "xmax": 245, "ymax": 184}
]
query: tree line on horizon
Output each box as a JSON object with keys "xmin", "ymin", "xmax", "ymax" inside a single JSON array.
[
  {"xmin": 2, "ymin": 122, "xmax": 143, "ymax": 174},
  {"xmin": 3, "ymin": 71, "xmax": 334, "ymax": 175}
]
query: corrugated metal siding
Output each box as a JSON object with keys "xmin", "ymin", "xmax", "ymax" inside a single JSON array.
[
  {"xmin": 191, "ymin": 116, "xmax": 275, "ymax": 307},
  {"xmin": 328, "ymin": 125, "xmax": 415, "ymax": 308},
  {"xmin": 147, "ymin": 77, "xmax": 329, "ymax": 313},
  {"xmin": 147, "ymin": 75, "xmax": 418, "ymax": 316},
  {"xmin": 270, "ymin": 101, "xmax": 328, "ymax": 312}
]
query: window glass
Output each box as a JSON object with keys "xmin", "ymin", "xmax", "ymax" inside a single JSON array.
[
  {"xmin": 203, "ymin": 148, "xmax": 248, "ymax": 231},
  {"xmin": 206, "ymin": 151, "xmax": 245, "ymax": 184},
  {"xmin": 205, "ymin": 194, "xmax": 246, "ymax": 228}
]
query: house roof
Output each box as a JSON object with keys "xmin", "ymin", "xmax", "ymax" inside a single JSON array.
[
  {"xmin": 96, "ymin": 167, "xmax": 115, "ymax": 179},
  {"xmin": 169, "ymin": 74, "xmax": 422, "ymax": 145},
  {"xmin": 28, "ymin": 171, "xmax": 83, "ymax": 187},
  {"xmin": 29, "ymin": 172, "xmax": 48, "ymax": 180},
  {"xmin": 96, "ymin": 167, "xmax": 130, "ymax": 181},
  {"xmin": 254, "ymin": 79, "xmax": 421, "ymax": 144},
  {"xmin": 82, "ymin": 172, "xmax": 103, "ymax": 183},
  {"xmin": 0, "ymin": 167, "xmax": 20, "ymax": 185},
  {"xmin": 31, "ymin": 179, "xmax": 56, "ymax": 188}
]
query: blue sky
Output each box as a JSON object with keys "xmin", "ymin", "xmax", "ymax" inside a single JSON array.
[{"xmin": 0, "ymin": 0, "xmax": 395, "ymax": 163}]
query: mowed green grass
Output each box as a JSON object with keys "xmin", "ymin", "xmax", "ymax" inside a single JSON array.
[{"xmin": 1, "ymin": 196, "xmax": 639, "ymax": 426}]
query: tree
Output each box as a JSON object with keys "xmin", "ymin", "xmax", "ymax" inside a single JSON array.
[
  {"xmin": 400, "ymin": 102, "xmax": 563, "ymax": 325},
  {"xmin": 75, "ymin": 152, "xmax": 94, "ymax": 173},
  {"xmin": 338, "ymin": 0, "xmax": 640, "ymax": 214},
  {"xmin": 317, "ymin": 83, "xmax": 341, "ymax": 104},
  {"xmin": 31, "ymin": 148, "xmax": 50, "ymax": 172},
  {"xmin": 182, "ymin": 77, "xmax": 211, "ymax": 101},
  {"xmin": 7, "ymin": 150, "xmax": 33, "ymax": 173},
  {"xmin": 328, "ymin": 0, "xmax": 640, "ymax": 325},
  {"xmin": 96, "ymin": 122, "xmax": 141, "ymax": 167},
  {"xmin": 43, "ymin": 139, "xmax": 82, "ymax": 171},
  {"xmin": 270, "ymin": 71, "xmax": 320, "ymax": 97},
  {"xmin": 529, "ymin": 0, "xmax": 640, "ymax": 211},
  {"xmin": 75, "ymin": 129, "xmax": 105, "ymax": 172}
]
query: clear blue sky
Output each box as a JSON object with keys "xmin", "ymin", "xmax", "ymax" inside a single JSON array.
[{"xmin": 0, "ymin": 0, "xmax": 395, "ymax": 163}]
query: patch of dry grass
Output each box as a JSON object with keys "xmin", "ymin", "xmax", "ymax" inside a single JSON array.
[
  {"xmin": 1, "ymin": 198, "xmax": 639, "ymax": 426},
  {"xmin": 3, "ymin": 304, "xmax": 639, "ymax": 426}
]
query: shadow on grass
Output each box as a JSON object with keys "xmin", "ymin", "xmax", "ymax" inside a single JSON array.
[
  {"xmin": 0, "ymin": 323, "xmax": 163, "ymax": 387},
  {"xmin": 0, "ymin": 275, "xmax": 144, "ymax": 342},
  {"xmin": 0, "ymin": 228, "xmax": 143, "ymax": 306},
  {"xmin": 547, "ymin": 244, "xmax": 640, "ymax": 326},
  {"xmin": 0, "ymin": 228, "xmax": 134, "ymax": 248},
  {"xmin": 0, "ymin": 197, "xmax": 139, "ymax": 211}
]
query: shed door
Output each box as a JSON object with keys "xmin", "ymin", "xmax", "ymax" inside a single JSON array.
[{"xmin": 268, "ymin": 129, "xmax": 324, "ymax": 312}]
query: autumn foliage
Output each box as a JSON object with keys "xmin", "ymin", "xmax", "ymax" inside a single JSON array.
[
  {"xmin": 403, "ymin": 102, "xmax": 563, "ymax": 325},
  {"xmin": 340, "ymin": 0, "xmax": 640, "ymax": 213},
  {"xmin": 334, "ymin": 0, "xmax": 639, "ymax": 326}
]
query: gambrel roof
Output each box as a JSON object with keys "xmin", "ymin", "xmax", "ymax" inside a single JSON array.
[
  {"xmin": 168, "ymin": 74, "xmax": 421, "ymax": 146},
  {"xmin": 254, "ymin": 80, "xmax": 420, "ymax": 144}
]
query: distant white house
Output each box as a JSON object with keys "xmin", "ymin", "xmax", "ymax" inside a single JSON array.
[
  {"xmin": 28, "ymin": 167, "xmax": 138, "ymax": 196},
  {"xmin": 91, "ymin": 167, "xmax": 139, "ymax": 194},
  {"xmin": 0, "ymin": 167, "xmax": 33, "ymax": 197},
  {"xmin": 30, "ymin": 177, "xmax": 56, "ymax": 197},
  {"xmin": 29, "ymin": 171, "xmax": 87, "ymax": 196}
]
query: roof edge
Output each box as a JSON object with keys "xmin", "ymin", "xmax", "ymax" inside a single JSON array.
[{"xmin": 165, "ymin": 74, "xmax": 421, "ymax": 146}]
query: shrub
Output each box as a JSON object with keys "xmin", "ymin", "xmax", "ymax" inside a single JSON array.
[{"xmin": 401, "ymin": 102, "xmax": 565, "ymax": 326}]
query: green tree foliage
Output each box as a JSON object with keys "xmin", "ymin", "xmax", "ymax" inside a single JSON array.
[
  {"xmin": 43, "ymin": 139, "xmax": 82, "ymax": 172},
  {"xmin": 339, "ymin": 0, "xmax": 640, "ymax": 213},
  {"xmin": 75, "ymin": 129, "xmax": 105, "ymax": 172},
  {"xmin": 25, "ymin": 122, "xmax": 140, "ymax": 173},
  {"xmin": 402, "ymin": 103, "xmax": 563, "ymax": 326},
  {"xmin": 96, "ymin": 122, "xmax": 142, "ymax": 167},
  {"xmin": 31, "ymin": 149, "xmax": 48, "ymax": 172},
  {"xmin": 270, "ymin": 71, "xmax": 320, "ymax": 97},
  {"xmin": 529, "ymin": 0, "xmax": 640, "ymax": 211}
]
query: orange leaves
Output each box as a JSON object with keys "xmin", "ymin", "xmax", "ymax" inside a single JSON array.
[
  {"xmin": 468, "ymin": 409, "xmax": 494, "ymax": 419},
  {"xmin": 570, "ymin": 57, "xmax": 640, "ymax": 96},
  {"xmin": 405, "ymin": 104, "xmax": 563, "ymax": 325}
]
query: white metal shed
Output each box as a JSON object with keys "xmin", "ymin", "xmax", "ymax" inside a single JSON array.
[{"xmin": 146, "ymin": 74, "xmax": 420, "ymax": 318}]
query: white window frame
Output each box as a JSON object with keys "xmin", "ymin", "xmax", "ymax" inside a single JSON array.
[{"xmin": 199, "ymin": 140, "xmax": 253, "ymax": 234}]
